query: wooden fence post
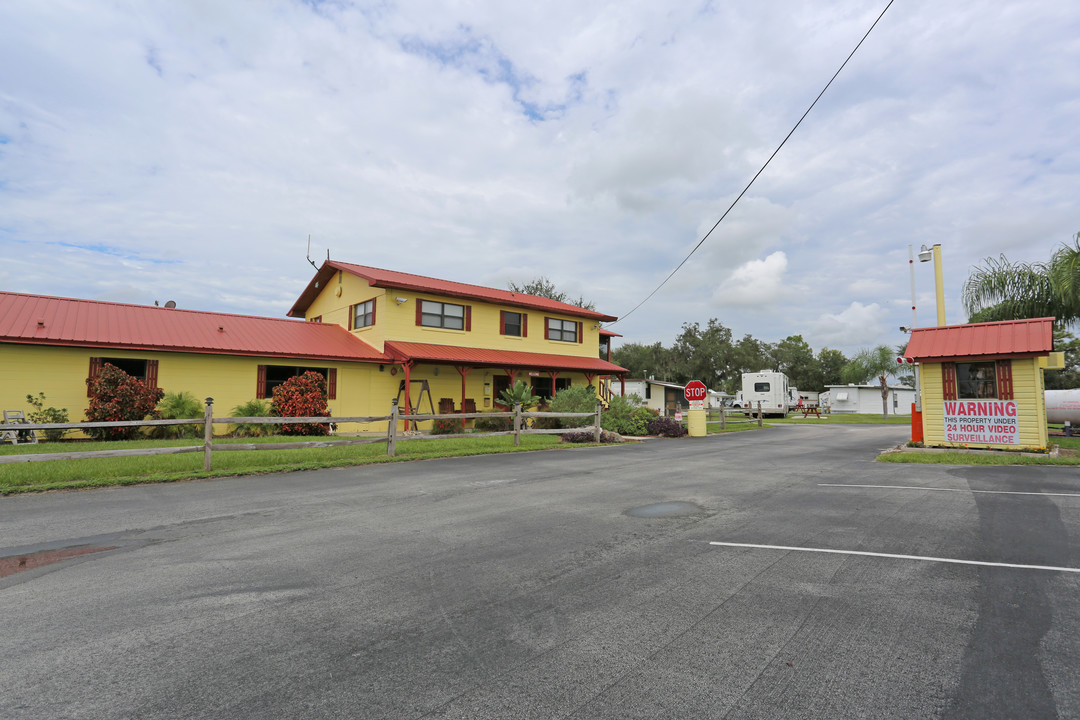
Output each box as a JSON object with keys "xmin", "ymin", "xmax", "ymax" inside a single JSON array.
[
  {"xmin": 594, "ymin": 401, "xmax": 602, "ymax": 443},
  {"xmin": 388, "ymin": 400, "xmax": 398, "ymax": 457},
  {"xmin": 757, "ymin": 401, "xmax": 763, "ymax": 427},
  {"xmin": 203, "ymin": 398, "xmax": 214, "ymax": 471},
  {"xmin": 721, "ymin": 406, "xmax": 726, "ymax": 430},
  {"xmin": 513, "ymin": 403, "xmax": 522, "ymax": 446}
]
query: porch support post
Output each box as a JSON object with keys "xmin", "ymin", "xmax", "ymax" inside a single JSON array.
[
  {"xmin": 456, "ymin": 365, "xmax": 472, "ymax": 429},
  {"xmin": 403, "ymin": 362, "xmax": 413, "ymax": 431}
]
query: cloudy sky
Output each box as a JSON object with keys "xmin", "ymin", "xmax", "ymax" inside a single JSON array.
[{"xmin": 2, "ymin": 0, "xmax": 1077, "ymax": 355}]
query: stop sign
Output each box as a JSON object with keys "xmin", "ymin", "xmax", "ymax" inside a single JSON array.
[{"xmin": 684, "ymin": 380, "xmax": 707, "ymax": 402}]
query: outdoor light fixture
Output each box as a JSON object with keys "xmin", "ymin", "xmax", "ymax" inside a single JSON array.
[
  {"xmin": 918, "ymin": 244, "xmax": 933, "ymax": 263},
  {"xmin": 395, "ymin": 296, "xmax": 408, "ymax": 305}
]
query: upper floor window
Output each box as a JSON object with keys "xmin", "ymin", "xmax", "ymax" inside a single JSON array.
[
  {"xmin": 501, "ymin": 311, "xmax": 526, "ymax": 337},
  {"xmin": 309, "ymin": 315, "xmax": 322, "ymax": 323},
  {"xmin": 351, "ymin": 299, "xmax": 375, "ymax": 329},
  {"xmin": 545, "ymin": 318, "xmax": 579, "ymax": 343},
  {"xmin": 420, "ymin": 300, "xmax": 467, "ymax": 330}
]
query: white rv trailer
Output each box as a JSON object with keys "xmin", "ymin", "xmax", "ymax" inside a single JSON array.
[{"xmin": 733, "ymin": 371, "xmax": 791, "ymax": 417}]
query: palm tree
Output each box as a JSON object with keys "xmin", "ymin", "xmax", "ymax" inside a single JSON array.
[
  {"xmin": 963, "ymin": 233, "xmax": 1080, "ymax": 325},
  {"xmin": 841, "ymin": 345, "xmax": 899, "ymax": 418}
]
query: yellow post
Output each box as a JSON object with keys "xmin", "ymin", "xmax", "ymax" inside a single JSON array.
[
  {"xmin": 933, "ymin": 243, "xmax": 945, "ymax": 326},
  {"xmin": 688, "ymin": 408, "xmax": 706, "ymax": 437}
]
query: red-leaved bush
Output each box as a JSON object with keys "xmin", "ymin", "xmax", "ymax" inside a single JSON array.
[
  {"xmin": 85, "ymin": 364, "xmax": 165, "ymax": 440},
  {"xmin": 271, "ymin": 371, "xmax": 331, "ymax": 435}
]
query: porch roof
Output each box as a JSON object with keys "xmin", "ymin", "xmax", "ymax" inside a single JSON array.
[
  {"xmin": 904, "ymin": 317, "xmax": 1054, "ymax": 361},
  {"xmin": 384, "ymin": 341, "xmax": 628, "ymax": 374}
]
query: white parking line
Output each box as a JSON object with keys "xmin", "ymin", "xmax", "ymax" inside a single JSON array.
[
  {"xmin": 708, "ymin": 541, "xmax": 1080, "ymax": 573},
  {"xmin": 818, "ymin": 483, "xmax": 1080, "ymax": 498}
]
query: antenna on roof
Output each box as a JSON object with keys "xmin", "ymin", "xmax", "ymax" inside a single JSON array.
[{"xmin": 306, "ymin": 235, "xmax": 318, "ymax": 271}]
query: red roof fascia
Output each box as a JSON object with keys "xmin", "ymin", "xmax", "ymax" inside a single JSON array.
[
  {"xmin": 384, "ymin": 341, "xmax": 628, "ymax": 374},
  {"xmin": 0, "ymin": 291, "xmax": 389, "ymax": 363},
  {"xmin": 289, "ymin": 261, "xmax": 618, "ymax": 322},
  {"xmin": 599, "ymin": 328, "xmax": 622, "ymax": 337},
  {"xmin": 904, "ymin": 317, "xmax": 1054, "ymax": 361}
]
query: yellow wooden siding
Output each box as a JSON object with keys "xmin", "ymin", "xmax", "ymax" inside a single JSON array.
[
  {"xmin": 304, "ymin": 282, "xmax": 603, "ymax": 358},
  {"xmin": 1, "ymin": 344, "xmax": 391, "ymax": 436},
  {"xmin": 920, "ymin": 358, "xmax": 1048, "ymax": 450}
]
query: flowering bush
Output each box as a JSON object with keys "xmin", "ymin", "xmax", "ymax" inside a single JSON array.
[
  {"xmin": 431, "ymin": 418, "xmax": 464, "ymax": 435},
  {"xmin": 85, "ymin": 364, "xmax": 164, "ymax": 440},
  {"xmin": 271, "ymin": 371, "xmax": 331, "ymax": 436},
  {"xmin": 646, "ymin": 417, "xmax": 687, "ymax": 438}
]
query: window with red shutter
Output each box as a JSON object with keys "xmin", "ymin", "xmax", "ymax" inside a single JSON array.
[
  {"xmin": 941, "ymin": 363, "xmax": 957, "ymax": 401},
  {"xmin": 88, "ymin": 357, "xmax": 104, "ymax": 397},
  {"xmin": 327, "ymin": 368, "xmax": 337, "ymax": 400},
  {"xmin": 996, "ymin": 360, "xmax": 1013, "ymax": 400},
  {"xmin": 145, "ymin": 359, "xmax": 159, "ymax": 389},
  {"xmin": 256, "ymin": 365, "xmax": 268, "ymax": 399}
]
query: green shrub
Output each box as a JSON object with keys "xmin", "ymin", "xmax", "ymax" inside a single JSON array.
[
  {"xmin": 547, "ymin": 385, "xmax": 597, "ymax": 429},
  {"xmin": 646, "ymin": 417, "xmax": 687, "ymax": 438},
  {"xmin": 600, "ymin": 394, "xmax": 657, "ymax": 436},
  {"xmin": 473, "ymin": 413, "xmax": 512, "ymax": 432},
  {"xmin": 85, "ymin": 364, "xmax": 164, "ymax": 440},
  {"xmin": 231, "ymin": 399, "xmax": 277, "ymax": 437},
  {"xmin": 498, "ymin": 380, "xmax": 539, "ymax": 410},
  {"xmin": 561, "ymin": 429, "xmax": 621, "ymax": 444},
  {"xmin": 431, "ymin": 418, "xmax": 465, "ymax": 435},
  {"xmin": 25, "ymin": 392, "xmax": 70, "ymax": 442},
  {"xmin": 271, "ymin": 371, "xmax": 331, "ymax": 436},
  {"xmin": 150, "ymin": 391, "xmax": 204, "ymax": 439}
]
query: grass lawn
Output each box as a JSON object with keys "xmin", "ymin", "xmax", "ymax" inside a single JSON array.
[
  {"xmin": 0, "ymin": 434, "xmax": 584, "ymax": 495},
  {"xmin": 877, "ymin": 434, "xmax": 1080, "ymax": 467}
]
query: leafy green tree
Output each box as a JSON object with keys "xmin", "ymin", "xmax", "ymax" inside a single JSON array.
[
  {"xmin": 729, "ymin": 335, "xmax": 773, "ymax": 392},
  {"xmin": 815, "ymin": 348, "xmax": 848, "ymax": 389},
  {"xmin": 841, "ymin": 345, "xmax": 900, "ymax": 418},
  {"xmin": 547, "ymin": 385, "xmax": 597, "ymax": 429},
  {"xmin": 670, "ymin": 319, "xmax": 736, "ymax": 389},
  {"xmin": 24, "ymin": 393, "xmax": 69, "ymax": 442},
  {"xmin": 1045, "ymin": 330, "xmax": 1080, "ymax": 390},
  {"xmin": 963, "ymin": 233, "xmax": 1080, "ymax": 325},
  {"xmin": 611, "ymin": 341, "xmax": 678, "ymax": 381},
  {"xmin": 771, "ymin": 335, "xmax": 817, "ymax": 390},
  {"xmin": 507, "ymin": 276, "xmax": 595, "ymax": 310}
]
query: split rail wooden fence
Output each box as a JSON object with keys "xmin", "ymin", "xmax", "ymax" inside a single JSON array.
[{"xmin": 0, "ymin": 399, "xmax": 602, "ymax": 470}]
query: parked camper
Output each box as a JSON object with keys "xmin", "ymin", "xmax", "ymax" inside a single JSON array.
[{"xmin": 733, "ymin": 371, "xmax": 791, "ymax": 417}]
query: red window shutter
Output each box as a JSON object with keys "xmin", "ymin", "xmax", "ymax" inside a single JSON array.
[
  {"xmin": 348, "ymin": 304, "xmax": 355, "ymax": 329},
  {"xmin": 522, "ymin": 314, "xmax": 528, "ymax": 338},
  {"xmin": 544, "ymin": 318, "xmax": 550, "ymax": 340},
  {"xmin": 146, "ymin": 359, "xmax": 159, "ymax": 389},
  {"xmin": 942, "ymin": 363, "xmax": 957, "ymax": 401},
  {"xmin": 996, "ymin": 360, "xmax": 1013, "ymax": 400},
  {"xmin": 87, "ymin": 357, "xmax": 104, "ymax": 397},
  {"xmin": 256, "ymin": 365, "xmax": 267, "ymax": 399},
  {"xmin": 370, "ymin": 298, "xmax": 376, "ymax": 327},
  {"xmin": 577, "ymin": 321, "xmax": 583, "ymax": 344},
  {"xmin": 416, "ymin": 299, "xmax": 423, "ymax": 326},
  {"xmin": 465, "ymin": 306, "xmax": 472, "ymax": 332},
  {"xmin": 327, "ymin": 368, "xmax": 337, "ymax": 400},
  {"xmin": 500, "ymin": 310, "xmax": 507, "ymax": 335}
]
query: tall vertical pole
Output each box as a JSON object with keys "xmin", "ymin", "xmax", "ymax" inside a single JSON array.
[
  {"xmin": 203, "ymin": 398, "xmax": 214, "ymax": 472},
  {"xmin": 933, "ymin": 243, "xmax": 945, "ymax": 326},
  {"xmin": 908, "ymin": 244, "xmax": 918, "ymax": 329}
]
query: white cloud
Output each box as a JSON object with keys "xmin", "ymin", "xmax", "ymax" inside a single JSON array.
[
  {"xmin": 809, "ymin": 302, "xmax": 890, "ymax": 352},
  {"xmin": 712, "ymin": 251, "xmax": 791, "ymax": 306}
]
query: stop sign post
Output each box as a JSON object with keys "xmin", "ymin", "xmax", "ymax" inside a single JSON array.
[{"xmin": 684, "ymin": 380, "xmax": 707, "ymax": 437}]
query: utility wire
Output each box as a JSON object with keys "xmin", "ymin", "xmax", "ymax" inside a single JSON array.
[{"xmin": 612, "ymin": 0, "xmax": 895, "ymax": 325}]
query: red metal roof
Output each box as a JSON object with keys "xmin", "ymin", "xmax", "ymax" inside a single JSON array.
[
  {"xmin": 904, "ymin": 317, "xmax": 1054, "ymax": 361},
  {"xmin": 384, "ymin": 341, "xmax": 628, "ymax": 374},
  {"xmin": 289, "ymin": 261, "xmax": 618, "ymax": 322},
  {"xmin": 0, "ymin": 291, "xmax": 389, "ymax": 363}
]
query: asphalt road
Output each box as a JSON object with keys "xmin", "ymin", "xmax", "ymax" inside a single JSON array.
[{"xmin": 2, "ymin": 425, "xmax": 1079, "ymax": 719}]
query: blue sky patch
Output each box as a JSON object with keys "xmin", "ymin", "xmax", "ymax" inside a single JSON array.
[{"xmin": 52, "ymin": 241, "xmax": 180, "ymax": 265}]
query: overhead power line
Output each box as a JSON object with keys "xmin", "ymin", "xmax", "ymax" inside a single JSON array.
[{"xmin": 613, "ymin": 0, "xmax": 896, "ymax": 325}]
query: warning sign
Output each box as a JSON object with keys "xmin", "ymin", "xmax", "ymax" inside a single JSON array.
[{"xmin": 942, "ymin": 400, "xmax": 1019, "ymax": 445}]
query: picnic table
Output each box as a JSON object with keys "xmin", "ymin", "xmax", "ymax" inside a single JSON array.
[{"xmin": 798, "ymin": 405, "xmax": 822, "ymax": 418}]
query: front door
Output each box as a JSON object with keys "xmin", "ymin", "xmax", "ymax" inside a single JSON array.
[{"xmin": 493, "ymin": 375, "xmax": 512, "ymax": 409}]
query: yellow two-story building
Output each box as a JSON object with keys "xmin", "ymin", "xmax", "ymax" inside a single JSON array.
[{"xmin": 0, "ymin": 261, "xmax": 628, "ymax": 434}]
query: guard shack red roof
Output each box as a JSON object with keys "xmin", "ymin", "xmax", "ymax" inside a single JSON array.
[{"xmin": 904, "ymin": 317, "xmax": 1054, "ymax": 362}]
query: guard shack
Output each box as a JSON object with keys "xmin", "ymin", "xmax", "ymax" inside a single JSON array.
[{"xmin": 904, "ymin": 317, "xmax": 1062, "ymax": 451}]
